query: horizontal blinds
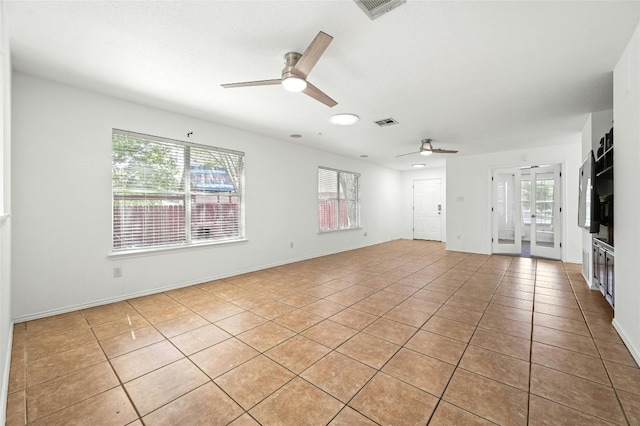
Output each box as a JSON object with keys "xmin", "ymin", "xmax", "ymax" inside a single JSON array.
[
  {"xmin": 113, "ymin": 197, "xmax": 186, "ymax": 249},
  {"xmin": 189, "ymin": 146, "xmax": 244, "ymax": 242},
  {"xmin": 318, "ymin": 167, "xmax": 360, "ymax": 231},
  {"xmin": 112, "ymin": 131, "xmax": 244, "ymax": 251},
  {"xmin": 113, "ymin": 133, "xmax": 185, "ymax": 193},
  {"xmin": 338, "ymin": 171, "xmax": 359, "ymax": 228},
  {"xmin": 318, "ymin": 168, "xmax": 338, "ymax": 230}
]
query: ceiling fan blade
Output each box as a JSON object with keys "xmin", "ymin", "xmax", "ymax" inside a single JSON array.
[
  {"xmin": 293, "ymin": 31, "xmax": 333, "ymax": 78},
  {"xmin": 302, "ymin": 82, "xmax": 337, "ymax": 107},
  {"xmin": 221, "ymin": 79, "xmax": 281, "ymax": 89},
  {"xmin": 431, "ymin": 148, "xmax": 459, "ymax": 154},
  {"xmin": 396, "ymin": 152, "xmax": 419, "ymax": 158}
]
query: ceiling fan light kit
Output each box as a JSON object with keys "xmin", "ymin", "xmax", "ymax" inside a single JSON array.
[
  {"xmin": 420, "ymin": 150, "xmax": 433, "ymax": 156},
  {"xmin": 329, "ymin": 113, "xmax": 359, "ymax": 126},
  {"xmin": 282, "ymin": 76, "xmax": 307, "ymax": 92}
]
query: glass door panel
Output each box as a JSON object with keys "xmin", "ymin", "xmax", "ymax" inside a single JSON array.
[
  {"xmin": 530, "ymin": 165, "xmax": 561, "ymax": 259},
  {"xmin": 492, "ymin": 169, "xmax": 521, "ymax": 255}
]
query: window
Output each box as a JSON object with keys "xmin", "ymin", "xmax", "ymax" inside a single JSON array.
[
  {"xmin": 318, "ymin": 167, "xmax": 360, "ymax": 231},
  {"xmin": 112, "ymin": 130, "xmax": 244, "ymax": 252}
]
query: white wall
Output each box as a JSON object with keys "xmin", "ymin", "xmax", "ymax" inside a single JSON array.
[
  {"xmin": 11, "ymin": 73, "xmax": 402, "ymax": 320},
  {"xmin": 445, "ymin": 142, "xmax": 583, "ymax": 263},
  {"xmin": 613, "ymin": 22, "xmax": 640, "ymax": 365},
  {"xmin": 581, "ymin": 114, "xmax": 593, "ymax": 161},
  {"xmin": 398, "ymin": 167, "xmax": 446, "ymax": 241},
  {"xmin": 0, "ymin": 1, "xmax": 12, "ymax": 423}
]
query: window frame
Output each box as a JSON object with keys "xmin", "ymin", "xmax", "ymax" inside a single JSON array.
[
  {"xmin": 111, "ymin": 129, "xmax": 245, "ymax": 255},
  {"xmin": 317, "ymin": 166, "xmax": 361, "ymax": 232}
]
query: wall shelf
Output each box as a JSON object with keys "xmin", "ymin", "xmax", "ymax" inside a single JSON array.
[{"xmin": 596, "ymin": 165, "xmax": 613, "ymax": 177}]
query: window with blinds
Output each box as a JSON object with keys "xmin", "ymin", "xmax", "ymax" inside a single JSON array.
[
  {"xmin": 112, "ymin": 130, "xmax": 244, "ymax": 252},
  {"xmin": 318, "ymin": 167, "xmax": 360, "ymax": 231}
]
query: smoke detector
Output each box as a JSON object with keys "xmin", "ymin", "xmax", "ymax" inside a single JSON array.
[{"xmin": 354, "ymin": 0, "xmax": 406, "ymax": 20}]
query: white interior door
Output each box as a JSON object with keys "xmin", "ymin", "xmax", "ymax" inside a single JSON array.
[
  {"xmin": 413, "ymin": 179, "xmax": 442, "ymax": 241},
  {"xmin": 492, "ymin": 169, "xmax": 522, "ymax": 255},
  {"xmin": 530, "ymin": 165, "xmax": 562, "ymax": 259}
]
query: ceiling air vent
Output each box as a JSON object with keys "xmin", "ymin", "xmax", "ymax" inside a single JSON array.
[
  {"xmin": 374, "ymin": 117, "xmax": 399, "ymax": 127},
  {"xmin": 354, "ymin": 0, "xmax": 406, "ymax": 20}
]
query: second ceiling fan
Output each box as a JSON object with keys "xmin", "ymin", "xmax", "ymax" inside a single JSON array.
[
  {"xmin": 396, "ymin": 139, "xmax": 459, "ymax": 157},
  {"xmin": 221, "ymin": 31, "xmax": 337, "ymax": 107}
]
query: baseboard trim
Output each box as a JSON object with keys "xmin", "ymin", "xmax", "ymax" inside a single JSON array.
[
  {"xmin": 612, "ymin": 318, "xmax": 640, "ymax": 367},
  {"xmin": 14, "ymin": 240, "xmax": 387, "ymax": 323}
]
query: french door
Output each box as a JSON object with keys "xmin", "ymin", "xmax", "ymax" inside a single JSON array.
[
  {"xmin": 492, "ymin": 165, "xmax": 562, "ymax": 260},
  {"xmin": 492, "ymin": 169, "xmax": 522, "ymax": 255},
  {"xmin": 529, "ymin": 165, "xmax": 562, "ymax": 259}
]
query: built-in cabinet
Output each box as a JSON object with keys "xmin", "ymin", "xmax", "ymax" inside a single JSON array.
[
  {"xmin": 593, "ymin": 238, "xmax": 614, "ymax": 308},
  {"xmin": 592, "ymin": 128, "xmax": 614, "ymax": 309}
]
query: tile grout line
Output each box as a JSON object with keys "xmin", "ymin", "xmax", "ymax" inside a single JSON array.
[
  {"xmin": 309, "ymin": 251, "xmax": 478, "ymax": 425},
  {"xmin": 86, "ymin": 306, "xmax": 145, "ymax": 425},
  {"xmin": 424, "ymin": 257, "xmax": 487, "ymax": 424},
  {"xmin": 526, "ymin": 258, "xmax": 539, "ymax": 426},
  {"xmin": 564, "ymin": 268, "xmax": 632, "ymax": 425},
  {"xmin": 334, "ymin": 252, "xmax": 477, "ymax": 425},
  {"xmin": 129, "ymin": 295, "xmax": 268, "ymax": 425},
  {"xmin": 425, "ymin": 253, "xmax": 512, "ymax": 425},
  {"xmin": 528, "ymin": 262, "xmax": 627, "ymax": 425},
  {"xmin": 91, "ymin": 296, "xmax": 257, "ymax": 425}
]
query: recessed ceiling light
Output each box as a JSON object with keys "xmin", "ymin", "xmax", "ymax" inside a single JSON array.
[
  {"xmin": 412, "ymin": 164, "xmax": 425, "ymax": 168},
  {"xmin": 329, "ymin": 113, "xmax": 359, "ymax": 126},
  {"xmin": 290, "ymin": 134, "xmax": 302, "ymax": 138}
]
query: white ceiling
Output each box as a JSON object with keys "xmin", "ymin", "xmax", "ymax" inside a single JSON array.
[{"xmin": 6, "ymin": 1, "xmax": 640, "ymax": 170}]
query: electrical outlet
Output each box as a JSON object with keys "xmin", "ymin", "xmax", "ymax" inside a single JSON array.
[
  {"xmin": 364, "ymin": 232, "xmax": 368, "ymax": 237},
  {"xmin": 113, "ymin": 267, "xmax": 122, "ymax": 278},
  {"xmin": 290, "ymin": 242, "xmax": 294, "ymax": 249}
]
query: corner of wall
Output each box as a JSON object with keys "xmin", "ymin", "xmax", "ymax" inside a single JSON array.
[{"xmin": 0, "ymin": 0, "xmax": 13, "ymax": 423}]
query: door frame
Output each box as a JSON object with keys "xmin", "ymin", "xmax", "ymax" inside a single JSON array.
[
  {"xmin": 490, "ymin": 164, "xmax": 563, "ymax": 260},
  {"xmin": 413, "ymin": 178, "xmax": 444, "ymax": 241},
  {"xmin": 529, "ymin": 164, "xmax": 562, "ymax": 259}
]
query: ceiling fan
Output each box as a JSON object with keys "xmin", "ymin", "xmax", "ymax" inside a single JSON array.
[
  {"xmin": 221, "ymin": 31, "xmax": 337, "ymax": 107},
  {"xmin": 396, "ymin": 139, "xmax": 459, "ymax": 157}
]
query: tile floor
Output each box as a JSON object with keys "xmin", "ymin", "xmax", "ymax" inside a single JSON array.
[{"xmin": 5, "ymin": 240, "xmax": 640, "ymax": 425}]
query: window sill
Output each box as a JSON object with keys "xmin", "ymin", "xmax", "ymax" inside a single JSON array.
[
  {"xmin": 318, "ymin": 226, "xmax": 363, "ymax": 234},
  {"xmin": 108, "ymin": 238, "xmax": 248, "ymax": 259}
]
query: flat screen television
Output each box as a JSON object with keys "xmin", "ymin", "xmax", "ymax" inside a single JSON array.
[{"xmin": 578, "ymin": 150, "xmax": 599, "ymax": 233}]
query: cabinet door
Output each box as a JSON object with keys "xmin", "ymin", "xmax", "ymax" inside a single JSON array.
[
  {"xmin": 605, "ymin": 251, "xmax": 614, "ymax": 307},
  {"xmin": 592, "ymin": 245, "xmax": 599, "ymax": 288},
  {"xmin": 597, "ymin": 246, "xmax": 606, "ymax": 296}
]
